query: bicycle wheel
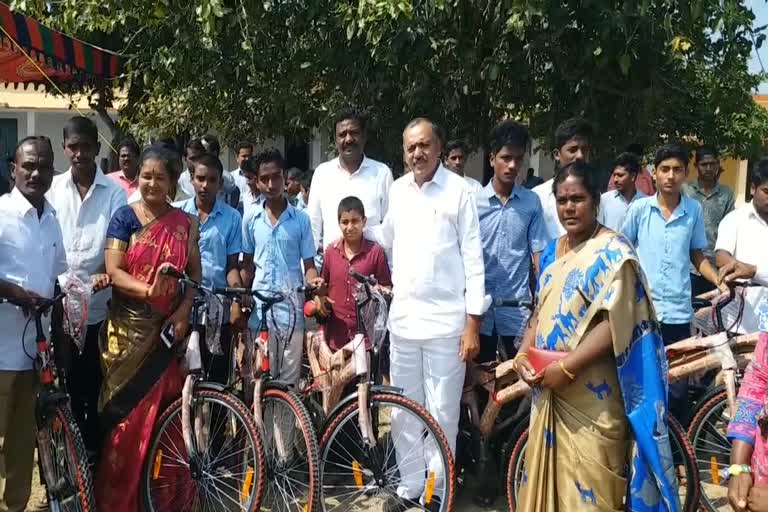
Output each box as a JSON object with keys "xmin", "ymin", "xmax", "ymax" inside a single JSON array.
[
  {"xmin": 260, "ymin": 386, "xmax": 320, "ymax": 512},
  {"xmin": 688, "ymin": 388, "xmax": 731, "ymax": 511},
  {"xmin": 505, "ymin": 416, "xmax": 699, "ymax": 512},
  {"xmin": 142, "ymin": 389, "xmax": 264, "ymax": 512},
  {"xmin": 319, "ymin": 392, "xmax": 456, "ymax": 512},
  {"xmin": 36, "ymin": 405, "xmax": 95, "ymax": 511}
]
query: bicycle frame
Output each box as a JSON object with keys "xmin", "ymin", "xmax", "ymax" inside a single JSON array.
[
  {"xmin": 0, "ymin": 294, "xmax": 82, "ymax": 500},
  {"xmin": 666, "ymin": 283, "xmax": 763, "ymax": 417}
]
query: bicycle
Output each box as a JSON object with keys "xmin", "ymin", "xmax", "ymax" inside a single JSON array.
[
  {"xmin": 671, "ymin": 282, "xmax": 764, "ymax": 511},
  {"xmin": 140, "ymin": 267, "xmax": 265, "ymax": 512},
  {"xmin": 1, "ymin": 292, "xmax": 95, "ymax": 511},
  {"xmin": 236, "ymin": 280, "xmax": 321, "ymax": 512},
  {"xmin": 456, "ymin": 298, "xmax": 534, "ymax": 506},
  {"xmin": 313, "ymin": 269, "xmax": 456, "ymax": 512}
]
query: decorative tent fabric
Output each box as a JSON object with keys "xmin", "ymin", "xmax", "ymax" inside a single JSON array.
[{"xmin": 0, "ymin": 1, "xmax": 120, "ymax": 86}]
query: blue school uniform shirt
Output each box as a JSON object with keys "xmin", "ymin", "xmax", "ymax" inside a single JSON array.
[
  {"xmin": 242, "ymin": 200, "xmax": 315, "ymax": 331},
  {"xmin": 621, "ymin": 194, "xmax": 708, "ymax": 324},
  {"xmin": 178, "ymin": 198, "xmax": 242, "ymax": 289}
]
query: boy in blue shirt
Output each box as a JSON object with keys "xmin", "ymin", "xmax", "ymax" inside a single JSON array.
[
  {"xmin": 241, "ymin": 148, "xmax": 320, "ymax": 385},
  {"xmin": 178, "ymin": 153, "xmax": 245, "ymax": 383},
  {"xmin": 477, "ymin": 121, "xmax": 547, "ymax": 362},
  {"xmin": 621, "ymin": 143, "xmax": 723, "ymax": 423}
]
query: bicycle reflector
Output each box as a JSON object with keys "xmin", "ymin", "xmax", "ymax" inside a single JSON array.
[
  {"xmin": 352, "ymin": 461, "xmax": 363, "ymax": 488},
  {"xmin": 425, "ymin": 471, "xmax": 436, "ymax": 505},
  {"xmin": 241, "ymin": 466, "xmax": 254, "ymax": 502},
  {"xmin": 152, "ymin": 450, "xmax": 163, "ymax": 480}
]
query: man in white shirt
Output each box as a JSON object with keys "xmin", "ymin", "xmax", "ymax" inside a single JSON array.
[
  {"xmin": 308, "ymin": 108, "xmax": 393, "ymax": 251},
  {"xmin": 229, "ymin": 141, "xmax": 254, "ymax": 209},
  {"xmin": 716, "ymin": 158, "xmax": 768, "ymax": 332},
  {"xmin": 533, "ymin": 117, "xmax": 595, "ymax": 240},
  {"xmin": 0, "ymin": 136, "xmax": 67, "ymax": 512},
  {"xmin": 381, "ymin": 118, "xmax": 484, "ymax": 510},
  {"xmin": 47, "ymin": 116, "xmax": 127, "ymax": 455},
  {"xmin": 443, "ymin": 139, "xmax": 483, "ymax": 195},
  {"xmin": 177, "ymin": 136, "xmax": 238, "ymax": 207}
]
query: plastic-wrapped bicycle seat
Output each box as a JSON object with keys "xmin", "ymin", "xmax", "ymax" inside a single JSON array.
[
  {"xmin": 205, "ymin": 295, "xmax": 225, "ymax": 356},
  {"xmin": 354, "ymin": 284, "xmax": 388, "ymax": 351},
  {"xmin": 61, "ymin": 272, "xmax": 89, "ymax": 353}
]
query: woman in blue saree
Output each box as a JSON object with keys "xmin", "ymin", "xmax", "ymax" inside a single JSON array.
[{"xmin": 514, "ymin": 162, "xmax": 679, "ymax": 511}]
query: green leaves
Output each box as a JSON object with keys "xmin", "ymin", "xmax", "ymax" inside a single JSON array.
[{"xmin": 12, "ymin": 0, "xmax": 767, "ymax": 164}]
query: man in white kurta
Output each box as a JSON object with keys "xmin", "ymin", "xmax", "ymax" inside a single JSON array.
[{"xmin": 381, "ymin": 118, "xmax": 485, "ymax": 507}]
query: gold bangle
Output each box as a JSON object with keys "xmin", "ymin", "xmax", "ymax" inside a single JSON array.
[
  {"xmin": 512, "ymin": 352, "xmax": 528, "ymax": 370},
  {"xmin": 558, "ymin": 360, "xmax": 576, "ymax": 381}
]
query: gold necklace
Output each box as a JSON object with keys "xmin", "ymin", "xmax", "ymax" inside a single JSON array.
[
  {"xmin": 140, "ymin": 200, "xmax": 169, "ymax": 223},
  {"xmin": 558, "ymin": 223, "xmax": 602, "ymax": 258}
]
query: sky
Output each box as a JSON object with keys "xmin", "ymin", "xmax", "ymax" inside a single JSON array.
[{"xmin": 748, "ymin": 0, "xmax": 768, "ymax": 92}]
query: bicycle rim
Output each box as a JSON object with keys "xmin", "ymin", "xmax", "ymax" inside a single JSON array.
[
  {"xmin": 142, "ymin": 390, "xmax": 264, "ymax": 512},
  {"xmin": 319, "ymin": 392, "xmax": 455, "ymax": 512},
  {"xmin": 38, "ymin": 406, "xmax": 95, "ymax": 512},
  {"xmin": 506, "ymin": 417, "xmax": 698, "ymax": 512},
  {"xmin": 688, "ymin": 389, "xmax": 730, "ymax": 511},
  {"xmin": 260, "ymin": 387, "xmax": 319, "ymax": 512}
]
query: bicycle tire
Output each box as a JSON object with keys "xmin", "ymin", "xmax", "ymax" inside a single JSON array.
[
  {"xmin": 141, "ymin": 389, "xmax": 265, "ymax": 512},
  {"xmin": 318, "ymin": 392, "xmax": 456, "ymax": 512},
  {"xmin": 505, "ymin": 415, "xmax": 699, "ymax": 512},
  {"xmin": 687, "ymin": 388, "xmax": 731, "ymax": 511},
  {"xmin": 37, "ymin": 405, "xmax": 95, "ymax": 512},
  {"xmin": 260, "ymin": 386, "xmax": 320, "ymax": 512}
]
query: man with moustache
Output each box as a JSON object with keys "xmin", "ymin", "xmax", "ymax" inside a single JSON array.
[
  {"xmin": 308, "ymin": 108, "xmax": 393, "ymax": 252},
  {"xmin": 381, "ymin": 117, "xmax": 484, "ymax": 511},
  {"xmin": 0, "ymin": 136, "xmax": 67, "ymax": 512}
]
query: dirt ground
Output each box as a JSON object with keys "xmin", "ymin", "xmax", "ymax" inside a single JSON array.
[{"xmin": 28, "ymin": 464, "xmax": 507, "ymax": 511}]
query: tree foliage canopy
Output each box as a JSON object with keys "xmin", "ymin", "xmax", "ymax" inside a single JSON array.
[{"xmin": 11, "ymin": 0, "xmax": 768, "ymax": 166}]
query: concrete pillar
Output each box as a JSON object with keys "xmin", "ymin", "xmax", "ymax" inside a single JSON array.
[{"xmin": 26, "ymin": 111, "xmax": 35, "ymax": 136}]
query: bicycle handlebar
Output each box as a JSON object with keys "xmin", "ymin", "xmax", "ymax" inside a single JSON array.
[
  {"xmin": 349, "ymin": 269, "xmax": 377, "ymax": 286},
  {"xmin": 159, "ymin": 266, "xmax": 285, "ymax": 305},
  {"xmin": 0, "ymin": 292, "xmax": 66, "ymax": 317}
]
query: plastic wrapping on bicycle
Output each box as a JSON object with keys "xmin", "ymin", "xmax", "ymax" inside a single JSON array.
[
  {"xmin": 349, "ymin": 268, "xmax": 377, "ymax": 286},
  {"xmin": 493, "ymin": 297, "xmax": 534, "ymax": 310}
]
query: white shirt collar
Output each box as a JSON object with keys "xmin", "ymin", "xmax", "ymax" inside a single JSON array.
[
  {"xmin": 334, "ymin": 155, "xmax": 372, "ymax": 176},
  {"xmin": 405, "ymin": 164, "xmax": 449, "ymax": 189},
  {"xmin": 8, "ymin": 187, "xmax": 55, "ymax": 218}
]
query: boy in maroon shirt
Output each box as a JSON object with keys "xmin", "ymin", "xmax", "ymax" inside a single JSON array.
[{"xmin": 319, "ymin": 196, "xmax": 391, "ymax": 351}]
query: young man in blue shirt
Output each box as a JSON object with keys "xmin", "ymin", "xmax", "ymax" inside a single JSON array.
[
  {"xmin": 477, "ymin": 120, "xmax": 547, "ymax": 363},
  {"xmin": 598, "ymin": 152, "xmax": 646, "ymax": 231},
  {"xmin": 240, "ymin": 148, "xmax": 320, "ymax": 385},
  {"xmin": 621, "ymin": 143, "xmax": 723, "ymax": 423},
  {"xmin": 178, "ymin": 153, "xmax": 244, "ymax": 383}
]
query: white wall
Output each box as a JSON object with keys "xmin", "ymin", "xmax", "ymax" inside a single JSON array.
[{"xmin": 1, "ymin": 110, "xmax": 116, "ymax": 173}]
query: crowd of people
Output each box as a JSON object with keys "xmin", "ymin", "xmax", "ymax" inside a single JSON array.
[{"xmin": 0, "ymin": 108, "xmax": 767, "ymax": 512}]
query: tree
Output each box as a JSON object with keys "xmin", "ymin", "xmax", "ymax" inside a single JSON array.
[{"xmin": 12, "ymin": 0, "xmax": 768, "ymax": 170}]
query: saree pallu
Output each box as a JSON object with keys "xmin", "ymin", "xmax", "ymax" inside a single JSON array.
[
  {"xmin": 518, "ymin": 231, "xmax": 679, "ymax": 512},
  {"xmin": 97, "ymin": 208, "xmax": 194, "ymax": 512}
]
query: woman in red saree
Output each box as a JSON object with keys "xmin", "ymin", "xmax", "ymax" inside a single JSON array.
[{"xmin": 98, "ymin": 145, "xmax": 201, "ymax": 511}]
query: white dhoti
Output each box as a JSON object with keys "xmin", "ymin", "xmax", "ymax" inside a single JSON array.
[{"xmin": 389, "ymin": 334, "xmax": 465, "ymax": 501}]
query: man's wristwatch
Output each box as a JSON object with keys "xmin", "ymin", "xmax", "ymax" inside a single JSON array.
[{"xmin": 725, "ymin": 464, "xmax": 753, "ymax": 480}]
